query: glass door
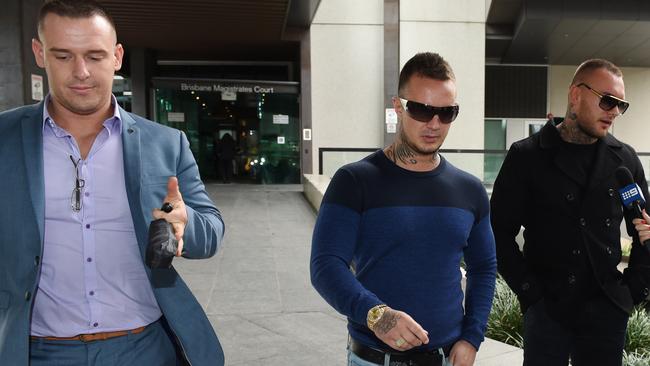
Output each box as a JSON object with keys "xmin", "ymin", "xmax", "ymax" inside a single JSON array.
[{"xmin": 153, "ymin": 84, "xmax": 300, "ymax": 184}]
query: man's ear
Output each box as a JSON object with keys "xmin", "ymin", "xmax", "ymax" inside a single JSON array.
[
  {"xmin": 114, "ymin": 43, "xmax": 124, "ymax": 71},
  {"xmin": 568, "ymin": 83, "xmax": 581, "ymax": 107},
  {"xmin": 392, "ymin": 96, "xmax": 403, "ymax": 114},
  {"xmin": 32, "ymin": 38, "xmax": 45, "ymax": 68}
]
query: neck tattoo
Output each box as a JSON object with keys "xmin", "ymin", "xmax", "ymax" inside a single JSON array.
[
  {"xmin": 557, "ymin": 119, "xmax": 596, "ymax": 145},
  {"xmin": 385, "ymin": 143, "xmax": 439, "ymax": 168},
  {"xmin": 386, "ymin": 142, "xmax": 417, "ymax": 165}
]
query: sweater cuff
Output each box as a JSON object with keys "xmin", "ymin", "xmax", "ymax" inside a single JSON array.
[{"xmin": 353, "ymin": 296, "xmax": 384, "ymax": 326}]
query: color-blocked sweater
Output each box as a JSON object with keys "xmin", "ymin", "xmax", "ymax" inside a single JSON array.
[{"xmin": 310, "ymin": 150, "xmax": 497, "ymax": 351}]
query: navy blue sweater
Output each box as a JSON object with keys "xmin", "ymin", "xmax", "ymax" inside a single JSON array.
[{"xmin": 310, "ymin": 150, "xmax": 496, "ymax": 351}]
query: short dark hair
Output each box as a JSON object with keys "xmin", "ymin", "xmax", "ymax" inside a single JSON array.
[
  {"xmin": 571, "ymin": 58, "xmax": 622, "ymax": 85},
  {"xmin": 38, "ymin": 0, "xmax": 116, "ymax": 35},
  {"xmin": 398, "ymin": 52, "xmax": 455, "ymax": 95}
]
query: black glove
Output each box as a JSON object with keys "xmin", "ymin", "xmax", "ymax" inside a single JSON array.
[{"xmin": 146, "ymin": 202, "xmax": 178, "ymax": 269}]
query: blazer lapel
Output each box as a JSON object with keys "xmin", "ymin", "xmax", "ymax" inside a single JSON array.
[
  {"xmin": 119, "ymin": 108, "xmax": 148, "ymax": 255},
  {"xmin": 21, "ymin": 103, "xmax": 45, "ymax": 243}
]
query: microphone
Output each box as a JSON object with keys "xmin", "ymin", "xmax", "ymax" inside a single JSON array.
[{"xmin": 615, "ymin": 166, "xmax": 650, "ymax": 251}]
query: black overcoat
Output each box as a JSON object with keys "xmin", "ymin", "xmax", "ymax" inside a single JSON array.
[{"xmin": 490, "ymin": 121, "xmax": 650, "ymax": 321}]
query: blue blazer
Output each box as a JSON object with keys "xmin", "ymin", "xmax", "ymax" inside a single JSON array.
[{"xmin": 0, "ymin": 102, "xmax": 225, "ymax": 365}]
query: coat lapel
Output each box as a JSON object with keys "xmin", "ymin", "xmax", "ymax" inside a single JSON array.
[
  {"xmin": 540, "ymin": 122, "xmax": 623, "ymax": 189},
  {"xmin": 21, "ymin": 103, "xmax": 45, "ymax": 243},
  {"xmin": 539, "ymin": 121, "xmax": 585, "ymax": 186},
  {"xmin": 586, "ymin": 134, "xmax": 623, "ymax": 192},
  {"xmin": 119, "ymin": 108, "xmax": 148, "ymax": 255}
]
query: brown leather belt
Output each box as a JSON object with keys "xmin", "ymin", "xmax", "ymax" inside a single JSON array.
[{"xmin": 30, "ymin": 325, "xmax": 146, "ymax": 343}]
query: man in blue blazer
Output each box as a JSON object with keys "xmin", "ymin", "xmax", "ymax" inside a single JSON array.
[{"xmin": 0, "ymin": 1, "xmax": 225, "ymax": 365}]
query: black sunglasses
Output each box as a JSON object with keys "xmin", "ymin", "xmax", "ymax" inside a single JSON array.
[
  {"xmin": 577, "ymin": 83, "xmax": 629, "ymax": 114},
  {"xmin": 398, "ymin": 97, "xmax": 459, "ymax": 124}
]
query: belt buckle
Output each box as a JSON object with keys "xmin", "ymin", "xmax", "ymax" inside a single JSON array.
[
  {"xmin": 388, "ymin": 351, "xmax": 442, "ymax": 366},
  {"xmin": 78, "ymin": 333, "xmax": 96, "ymax": 343},
  {"xmin": 387, "ymin": 360, "xmax": 422, "ymax": 366},
  {"xmin": 79, "ymin": 333, "xmax": 107, "ymax": 342}
]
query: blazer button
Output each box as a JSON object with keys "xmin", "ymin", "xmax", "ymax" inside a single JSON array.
[
  {"xmin": 643, "ymin": 288, "xmax": 649, "ymax": 297},
  {"xmin": 25, "ymin": 291, "xmax": 31, "ymax": 301},
  {"xmin": 521, "ymin": 282, "xmax": 530, "ymax": 291},
  {"xmin": 566, "ymin": 193, "xmax": 575, "ymax": 202},
  {"xmin": 608, "ymin": 188, "xmax": 615, "ymax": 197},
  {"xmin": 579, "ymin": 218, "xmax": 587, "ymax": 227},
  {"xmin": 605, "ymin": 218, "xmax": 612, "ymax": 227},
  {"xmin": 34, "ymin": 256, "xmax": 40, "ymax": 266},
  {"xmin": 568, "ymin": 275, "xmax": 576, "ymax": 285},
  {"xmin": 606, "ymin": 247, "xmax": 613, "ymax": 255},
  {"xmin": 572, "ymin": 248, "xmax": 581, "ymax": 255}
]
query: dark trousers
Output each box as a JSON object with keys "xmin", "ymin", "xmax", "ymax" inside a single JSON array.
[
  {"xmin": 523, "ymin": 294, "xmax": 628, "ymax": 366},
  {"xmin": 29, "ymin": 320, "xmax": 178, "ymax": 366},
  {"xmin": 219, "ymin": 158, "xmax": 233, "ymax": 183}
]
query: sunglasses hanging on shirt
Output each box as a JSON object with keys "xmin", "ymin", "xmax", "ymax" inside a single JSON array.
[{"xmin": 69, "ymin": 155, "xmax": 85, "ymax": 212}]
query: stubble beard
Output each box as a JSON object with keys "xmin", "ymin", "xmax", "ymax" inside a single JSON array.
[
  {"xmin": 560, "ymin": 108, "xmax": 601, "ymax": 144},
  {"xmin": 399, "ymin": 127, "xmax": 439, "ymax": 157},
  {"xmin": 576, "ymin": 115, "xmax": 606, "ymax": 140}
]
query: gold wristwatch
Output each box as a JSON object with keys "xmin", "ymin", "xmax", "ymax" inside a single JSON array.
[{"xmin": 367, "ymin": 304, "xmax": 388, "ymax": 330}]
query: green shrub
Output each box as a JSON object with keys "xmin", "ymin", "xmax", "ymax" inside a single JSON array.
[
  {"xmin": 625, "ymin": 303, "xmax": 650, "ymax": 357},
  {"xmin": 623, "ymin": 350, "xmax": 650, "ymax": 366},
  {"xmin": 486, "ymin": 276, "xmax": 524, "ymax": 348}
]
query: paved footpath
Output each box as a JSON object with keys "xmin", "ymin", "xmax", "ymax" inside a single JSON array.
[{"xmin": 173, "ymin": 184, "xmax": 522, "ymax": 365}]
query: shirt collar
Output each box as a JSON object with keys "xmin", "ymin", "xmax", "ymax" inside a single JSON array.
[{"xmin": 42, "ymin": 94, "xmax": 123, "ymax": 136}]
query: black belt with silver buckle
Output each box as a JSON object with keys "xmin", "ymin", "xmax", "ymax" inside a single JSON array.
[{"xmin": 349, "ymin": 337, "xmax": 451, "ymax": 366}]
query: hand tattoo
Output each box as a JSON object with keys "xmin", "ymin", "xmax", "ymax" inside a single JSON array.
[{"xmin": 374, "ymin": 309, "xmax": 400, "ymax": 335}]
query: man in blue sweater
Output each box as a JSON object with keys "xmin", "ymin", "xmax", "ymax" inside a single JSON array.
[{"xmin": 310, "ymin": 52, "xmax": 497, "ymax": 366}]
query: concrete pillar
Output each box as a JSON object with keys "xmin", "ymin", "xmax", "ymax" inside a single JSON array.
[
  {"xmin": 0, "ymin": 0, "xmax": 48, "ymax": 112},
  {"xmin": 299, "ymin": 29, "xmax": 313, "ymax": 174},
  {"xmin": 400, "ymin": 0, "xmax": 488, "ymax": 178},
  {"xmin": 383, "ymin": 0, "xmax": 399, "ymax": 146},
  {"xmin": 309, "ymin": 0, "xmax": 384, "ymax": 173},
  {"xmin": 130, "ymin": 47, "xmax": 150, "ymax": 117}
]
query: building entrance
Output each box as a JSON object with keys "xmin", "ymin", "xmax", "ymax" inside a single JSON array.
[{"xmin": 152, "ymin": 78, "xmax": 300, "ymax": 184}]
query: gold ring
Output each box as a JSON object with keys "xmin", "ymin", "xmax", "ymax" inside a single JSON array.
[{"xmin": 395, "ymin": 338, "xmax": 406, "ymax": 347}]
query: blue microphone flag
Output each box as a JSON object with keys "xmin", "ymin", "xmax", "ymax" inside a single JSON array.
[{"xmin": 618, "ymin": 183, "xmax": 646, "ymax": 208}]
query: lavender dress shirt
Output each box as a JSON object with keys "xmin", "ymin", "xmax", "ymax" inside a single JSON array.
[{"xmin": 30, "ymin": 96, "xmax": 162, "ymax": 337}]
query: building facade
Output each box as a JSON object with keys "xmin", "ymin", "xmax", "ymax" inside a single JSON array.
[{"xmin": 2, "ymin": 0, "xmax": 650, "ymax": 183}]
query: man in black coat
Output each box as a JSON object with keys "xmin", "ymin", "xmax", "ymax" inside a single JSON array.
[{"xmin": 491, "ymin": 59, "xmax": 650, "ymax": 366}]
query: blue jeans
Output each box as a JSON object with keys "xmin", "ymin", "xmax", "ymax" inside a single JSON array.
[
  {"xmin": 347, "ymin": 348, "xmax": 452, "ymax": 366},
  {"xmin": 30, "ymin": 320, "xmax": 178, "ymax": 366}
]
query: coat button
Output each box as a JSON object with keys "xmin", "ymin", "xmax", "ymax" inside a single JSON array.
[
  {"xmin": 34, "ymin": 256, "xmax": 40, "ymax": 266},
  {"xmin": 572, "ymin": 248, "xmax": 581, "ymax": 255},
  {"xmin": 521, "ymin": 282, "xmax": 530, "ymax": 291},
  {"xmin": 566, "ymin": 193, "xmax": 575, "ymax": 201},
  {"xmin": 25, "ymin": 291, "xmax": 31, "ymax": 301},
  {"xmin": 579, "ymin": 218, "xmax": 587, "ymax": 227},
  {"xmin": 643, "ymin": 288, "xmax": 649, "ymax": 297},
  {"xmin": 568, "ymin": 275, "xmax": 576, "ymax": 284},
  {"xmin": 605, "ymin": 218, "xmax": 612, "ymax": 227},
  {"xmin": 606, "ymin": 247, "xmax": 613, "ymax": 255},
  {"xmin": 608, "ymin": 188, "xmax": 615, "ymax": 197}
]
